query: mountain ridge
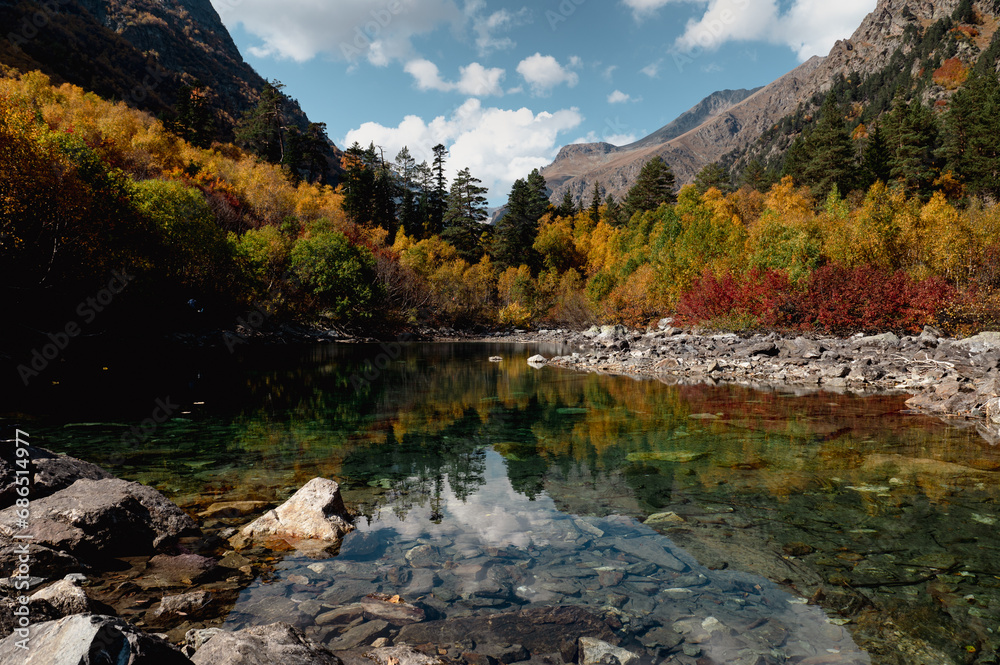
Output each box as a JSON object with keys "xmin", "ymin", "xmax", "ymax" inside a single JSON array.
[{"xmin": 541, "ymin": 0, "xmax": 974, "ymax": 203}]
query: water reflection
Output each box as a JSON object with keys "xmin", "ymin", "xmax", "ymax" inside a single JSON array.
[
  {"xmin": 230, "ymin": 450, "xmax": 869, "ymax": 665},
  {"xmin": 11, "ymin": 342, "xmax": 1000, "ymax": 663}
]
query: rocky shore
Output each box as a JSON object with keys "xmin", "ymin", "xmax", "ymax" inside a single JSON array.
[{"xmin": 492, "ymin": 322, "xmax": 1000, "ymax": 444}]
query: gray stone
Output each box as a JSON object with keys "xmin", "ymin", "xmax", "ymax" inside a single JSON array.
[
  {"xmin": 139, "ymin": 554, "xmax": 220, "ymax": 589},
  {"xmin": 192, "ymin": 622, "xmax": 341, "ymax": 665},
  {"xmin": 0, "ymin": 478, "xmax": 198, "ymax": 576},
  {"xmin": 365, "ymin": 645, "xmax": 444, "ymax": 665},
  {"xmin": 613, "ymin": 537, "xmax": 687, "ymax": 572},
  {"xmin": 0, "ymin": 445, "xmax": 112, "ymax": 510},
  {"xmin": 155, "ymin": 591, "xmax": 214, "ymax": 619},
  {"xmin": 578, "ymin": 637, "xmax": 639, "ymax": 665},
  {"xmin": 405, "ymin": 543, "xmax": 440, "ymax": 567},
  {"xmin": 326, "ymin": 620, "xmax": 390, "ymax": 649},
  {"xmin": 856, "ymin": 333, "xmax": 900, "ymax": 347},
  {"xmin": 0, "ymin": 614, "xmax": 192, "ymax": 664},
  {"xmin": 230, "ymin": 478, "xmax": 354, "ymax": 554},
  {"xmin": 527, "ymin": 355, "xmax": 548, "ymax": 366},
  {"xmin": 186, "ymin": 627, "xmax": 224, "ymax": 651}
]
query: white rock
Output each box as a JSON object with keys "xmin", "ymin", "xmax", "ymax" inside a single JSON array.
[
  {"xmin": 230, "ymin": 478, "xmax": 354, "ymax": 552},
  {"xmin": 527, "ymin": 355, "xmax": 548, "ymax": 366},
  {"xmin": 578, "ymin": 637, "xmax": 639, "ymax": 665}
]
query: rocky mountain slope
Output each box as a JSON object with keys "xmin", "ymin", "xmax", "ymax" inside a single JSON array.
[
  {"xmin": 0, "ymin": 0, "xmax": 341, "ymax": 170},
  {"xmin": 542, "ymin": 0, "xmax": 974, "ymax": 202}
]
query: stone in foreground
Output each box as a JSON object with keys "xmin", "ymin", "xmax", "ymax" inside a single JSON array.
[
  {"xmin": 192, "ymin": 622, "xmax": 341, "ymax": 665},
  {"xmin": 229, "ymin": 478, "xmax": 354, "ymax": 554},
  {"xmin": 0, "ymin": 614, "xmax": 192, "ymax": 664},
  {"xmin": 0, "ymin": 478, "xmax": 198, "ymax": 577}
]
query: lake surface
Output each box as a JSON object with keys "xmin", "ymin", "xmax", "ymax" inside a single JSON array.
[{"xmin": 8, "ymin": 341, "xmax": 1000, "ymax": 664}]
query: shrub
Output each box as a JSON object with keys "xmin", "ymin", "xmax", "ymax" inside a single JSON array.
[
  {"xmin": 676, "ymin": 268, "xmax": 793, "ymax": 330},
  {"xmin": 290, "ymin": 231, "xmax": 380, "ymax": 319},
  {"xmin": 793, "ymin": 264, "xmax": 955, "ymax": 333}
]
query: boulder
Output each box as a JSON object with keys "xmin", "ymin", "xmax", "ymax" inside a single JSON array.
[
  {"xmin": 527, "ymin": 355, "xmax": 548, "ymax": 366},
  {"xmin": 0, "ymin": 478, "xmax": 198, "ymax": 577},
  {"xmin": 0, "ymin": 444, "xmax": 112, "ymax": 510},
  {"xmin": 191, "ymin": 622, "xmax": 341, "ymax": 665},
  {"xmin": 0, "ymin": 614, "xmax": 192, "ymax": 664},
  {"xmin": 229, "ymin": 478, "xmax": 354, "ymax": 554}
]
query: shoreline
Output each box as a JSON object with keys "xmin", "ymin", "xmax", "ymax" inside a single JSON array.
[{"xmin": 479, "ymin": 323, "xmax": 1000, "ymax": 444}]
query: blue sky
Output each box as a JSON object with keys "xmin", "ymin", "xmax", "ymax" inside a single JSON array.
[{"xmin": 211, "ymin": 0, "xmax": 876, "ymax": 204}]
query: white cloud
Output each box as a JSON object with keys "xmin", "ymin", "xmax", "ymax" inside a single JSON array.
[
  {"xmin": 608, "ymin": 90, "xmax": 637, "ymax": 104},
  {"xmin": 640, "ymin": 61, "xmax": 661, "ymax": 78},
  {"xmin": 404, "ymin": 59, "xmax": 505, "ymax": 96},
  {"xmin": 342, "ymin": 99, "xmax": 583, "ymax": 201},
  {"xmin": 605, "ymin": 133, "xmax": 638, "ymax": 145},
  {"xmin": 621, "ymin": 0, "xmax": 674, "ymax": 18},
  {"xmin": 603, "ymin": 65, "xmax": 618, "ymax": 81},
  {"xmin": 671, "ymin": 0, "xmax": 874, "ymax": 62},
  {"xmin": 465, "ymin": 0, "xmax": 529, "ymax": 55},
  {"xmin": 777, "ymin": 0, "xmax": 877, "ymax": 61},
  {"xmin": 212, "ymin": 0, "xmax": 459, "ymax": 64},
  {"xmin": 516, "ymin": 53, "xmax": 580, "ymax": 96}
]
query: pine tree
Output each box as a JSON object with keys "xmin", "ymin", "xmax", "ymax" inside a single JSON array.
[
  {"xmin": 283, "ymin": 122, "xmax": 330, "ymax": 184},
  {"xmin": 558, "ymin": 189, "xmax": 576, "ymax": 218},
  {"xmin": 781, "ymin": 134, "xmax": 810, "ymax": 184},
  {"xmin": 801, "ymin": 96, "xmax": 857, "ymax": 197},
  {"xmin": 604, "ymin": 194, "xmax": 624, "ymax": 227},
  {"xmin": 394, "ymin": 147, "xmax": 420, "ymax": 237},
  {"xmin": 493, "ymin": 169, "xmax": 549, "ymax": 271},
  {"xmin": 589, "ymin": 181, "xmax": 603, "ymax": 224},
  {"xmin": 428, "ymin": 144, "xmax": 449, "ymax": 236},
  {"xmin": 861, "ymin": 121, "xmax": 892, "ymax": 188},
  {"xmin": 341, "ymin": 142, "xmax": 376, "ymax": 225},
  {"xmin": 623, "ymin": 156, "xmax": 676, "ymax": 219},
  {"xmin": 943, "ymin": 69, "xmax": 1000, "ymax": 199},
  {"xmin": 168, "ymin": 83, "xmax": 216, "ymax": 148},
  {"xmin": 442, "ymin": 167, "xmax": 489, "ymax": 261},
  {"xmin": 740, "ymin": 159, "xmax": 770, "ymax": 192},
  {"xmin": 885, "ymin": 96, "xmax": 941, "ymax": 198},
  {"xmin": 694, "ymin": 162, "xmax": 732, "ymax": 194},
  {"xmin": 235, "ymin": 80, "xmax": 287, "ymax": 164}
]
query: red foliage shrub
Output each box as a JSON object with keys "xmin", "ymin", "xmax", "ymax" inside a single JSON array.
[
  {"xmin": 792, "ymin": 264, "xmax": 955, "ymax": 333},
  {"xmin": 676, "ymin": 268, "xmax": 793, "ymax": 328},
  {"xmin": 676, "ymin": 264, "xmax": 957, "ymax": 333}
]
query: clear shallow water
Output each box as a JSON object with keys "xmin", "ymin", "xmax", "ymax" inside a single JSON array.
[
  {"xmin": 7, "ymin": 341, "xmax": 1000, "ymax": 663},
  {"xmin": 231, "ymin": 450, "xmax": 868, "ymax": 664}
]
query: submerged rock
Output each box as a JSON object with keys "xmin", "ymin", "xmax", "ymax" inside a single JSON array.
[
  {"xmin": 192, "ymin": 622, "xmax": 341, "ymax": 665},
  {"xmin": 0, "ymin": 614, "xmax": 192, "ymax": 664},
  {"xmin": 578, "ymin": 637, "xmax": 639, "ymax": 665},
  {"xmin": 365, "ymin": 645, "xmax": 444, "ymax": 665},
  {"xmin": 229, "ymin": 478, "xmax": 354, "ymax": 554}
]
